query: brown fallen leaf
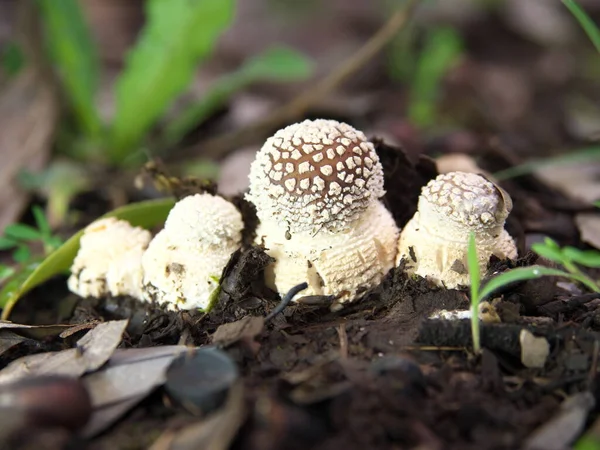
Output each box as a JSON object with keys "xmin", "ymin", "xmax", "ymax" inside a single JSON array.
[
  {"xmin": 0, "ymin": 70, "xmax": 58, "ymax": 233},
  {"xmin": 211, "ymin": 315, "xmax": 264, "ymax": 347},
  {"xmin": 575, "ymin": 213, "xmax": 600, "ymax": 250},
  {"xmin": 0, "ymin": 319, "xmax": 128, "ymax": 385}
]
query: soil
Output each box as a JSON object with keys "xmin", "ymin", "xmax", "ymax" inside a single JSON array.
[{"xmin": 2, "ymin": 3, "xmax": 600, "ymax": 450}]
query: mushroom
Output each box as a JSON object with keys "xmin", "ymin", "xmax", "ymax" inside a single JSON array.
[
  {"xmin": 397, "ymin": 171, "xmax": 517, "ymax": 289},
  {"xmin": 141, "ymin": 193, "xmax": 243, "ymax": 311},
  {"xmin": 68, "ymin": 217, "xmax": 152, "ymax": 300},
  {"xmin": 247, "ymin": 119, "xmax": 399, "ymax": 304}
]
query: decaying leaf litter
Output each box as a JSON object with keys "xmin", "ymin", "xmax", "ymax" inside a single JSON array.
[{"xmin": 3, "ymin": 0, "xmax": 600, "ymax": 449}]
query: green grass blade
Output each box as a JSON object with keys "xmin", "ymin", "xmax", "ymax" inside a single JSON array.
[
  {"xmin": 109, "ymin": 0, "xmax": 235, "ymax": 164},
  {"xmin": 563, "ymin": 0, "xmax": 600, "ymax": 54},
  {"xmin": 36, "ymin": 0, "xmax": 101, "ymax": 137},
  {"xmin": 562, "ymin": 247, "xmax": 600, "ymax": 268},
  {"xmin": 0, "ymin": 197, "xmax": 176, "ymax": 319},
  {"xmin": 467, "ymin": 233, "xmax": 481, "ymax": 353},
  {"xmin": 478, "ymin": 266, "xmax": 574, "ymax": 300},
  {"xmin": 408, "ymin": 27, "xmax": 463, "ymax": 128},
  {"xmin": 494, "ymin": 146, "xmax": 600, "ymax": 180},
  {"xmin": 531, "ymin": 242, "xmax": 566, "ymax": 265},
  {"xmin": 4, "ymin": 224, "xmax": 42, "ymax": 241},
  {"xmin": 161, "ymin": 46, "xmax": 313, "ymax": 147}
]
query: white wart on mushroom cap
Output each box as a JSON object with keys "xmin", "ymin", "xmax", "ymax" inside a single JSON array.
[
  {"xmin": 246, "ymin": 119, "xmax": 385, "ymax": 234},
  {"xmin": 247, "ymin": 119, "xmax": 399, "ymax": 305},
  {"xmin": 141, "ymin": 193, "xmax": 243, "ymax": 311},
  {"xmin": 68, "ymin": 217, "xmax": 152, "ymax": 300},
  {"xmin": 397, "ymin": 171, "xmax": 517, "ymax": 289}
]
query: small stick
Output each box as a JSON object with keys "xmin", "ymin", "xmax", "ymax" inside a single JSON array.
[
  {"xmin": 265, "ymin": 282, "xmax": 308, "ymax": 322},
  {"xmin": 196, "ymin": 0, "xmax": 421, "ymax": 159},
  {"xmin": 337, "ymin": 323, "xmax": 349, "ymax": 359}
]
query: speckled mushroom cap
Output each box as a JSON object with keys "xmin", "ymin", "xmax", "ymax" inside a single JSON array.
[
  {"xmin": 419, "ymin": 171, "xmax": 511, "ymax": 231},
  {"xmin": 247, "ymin": 119, "xmax": 385, "ymax": 234},
  {"xmin": 164, "ymin": 193, "xmax": 243, "ymax": 248}
]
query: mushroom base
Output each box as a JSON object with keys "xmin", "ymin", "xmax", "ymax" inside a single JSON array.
[
  {"xmin": 397, "ymin": 215, "xmax": 517, "ymax": 289},
  {"xmin": 256, "ymin": 201, "xmax": 399, "ymax": 304}
]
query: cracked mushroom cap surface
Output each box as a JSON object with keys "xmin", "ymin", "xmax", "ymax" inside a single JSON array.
[
  {"xmin": 246, "ymin": 119, "xmax": 385, "ymax": 234},
  {"xmin": 256, "ymin": 200, "xmax": 399, "ymax": 304},
  {"xmin": 141, "ymin": 193, "xmax": 243, "ymax": 311},
  {"xmin": 68, "ymin": 217, "xmax": 152, "ymax": 299},
  {"xmin": 397, "ymin": 171, "xmax": 517, "ymax": 289}
]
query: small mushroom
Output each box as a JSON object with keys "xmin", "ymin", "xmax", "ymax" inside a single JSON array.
[
  {"xmin": 141, "ymin": 193, "xmax": 243, "ymax": 311},
  {"xmin": 247, "ymin": 119, "xmax": 399, "ymax": 304},
  {"xmin": 397, "ymin": 171, "xmax": 517, "ymax": 289},
  {"xmin": 68, "ymin": 217, "xmax": 151, "ymax": 300}
]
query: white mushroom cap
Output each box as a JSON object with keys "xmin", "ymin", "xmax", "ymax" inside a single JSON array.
[
  {"xmin": 163, "ymin": 193, "xmax": 243, "ymax": 248},
  {"xmin": 397, "ymin": 171, "xmax": 517, "ymax": 289},
  {"xmin": 256, "ymin": 201, "xmax": 399, "ymax": 304},
  {"xmin": 246, "ymin": 119, "xmax": 385, "ymax": 234},
  {"xmin": 141, "ymin": 193, "xmax": 243, "ymax": 311},
  {"xmin": 68, "ymin": 217, "xmax": 152, "ymax": 299}
]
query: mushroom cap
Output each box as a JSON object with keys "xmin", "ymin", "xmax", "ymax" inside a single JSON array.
[
  {"xmin": 247, "ymin": 119, "xmax": 385, "ymax": 234},
  {"xmin": 256, "ymin": 201, "xmax": 399, "ymax": 304},
  {"xmin": 141, "ymin": 229, "xmax": 238, "ymax": 311},
  {"xmin": 68, "ymin": 217, "xmax": 151, "ymax": 299},
  {"xmin": 164, "ymin": 193, "xmax": 243, "ymax": 248},
  {"xmin": 419, "ymin": 171, "xmax": 512, "ymax": 232}
]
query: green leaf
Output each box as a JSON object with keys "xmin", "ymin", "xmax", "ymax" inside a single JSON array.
[
  {"xmin": 531, "ymin": 242, "xmax": 566, "ymax": 265},
  {"xmin": 32, "ymin": 205, "xmax": 52, "ymax": 238},
  {"xmin": 479, "ymin": 266, "xmax": 574, "ymax": 300},
  {"xmin": 242, "ymin": 46, "xmax": 313, "ymax": 80},
  {"xmin": 563, "ymin": 0, "xmax": 600, "ymax": 54},
  {"xmin": 4, "ymin": 224, "xmax": 42, "ymax": 241},
  {"xmin": 36, "ymin": 0, "xmax": 101, "ymax": 137},
  {"xmin": 0, "ymin": 265, "xmax": 15, "ymax": 283},
  {"xmin": 408, "ymin": 27, "xmax": 463, "ymax": 128},
  {"xmin": 12, "ymin": 246, "xmax": 32, "ymax": 264},
  {"xmin": 0, "ymin": 237, "xmax": 18, "ymax": 251},
  {"xmin": 0, "ymin": 197, "xmax": 176, "ymax": 319},
  {"xmin": 161, "ymin": 46, "xmax": 313, "ymax": 147},
  {"xmin": 562, "ymin": 247, "xmax": 600, "ymax": 268},
  {"xmin": 1, "ymin": 41, "xmax": 25, "ymax": 76},
  {"xmin": 467, "ymin": 233, "xmax": 481, "ymax": 353},
  {"xmin": 109, "ymin": 0, "xmax": 236, "ymax": 163}
]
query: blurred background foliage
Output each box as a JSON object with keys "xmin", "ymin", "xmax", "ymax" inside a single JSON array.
[{"xmin": 0, "ymin": 0, "xmax": 599, "ymax": 234}]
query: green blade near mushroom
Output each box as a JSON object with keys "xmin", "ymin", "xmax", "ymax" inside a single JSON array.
[
  {"xmin": 246, "ymin": 119, "xmax": 400, "ymax": 307},
  {"xmin": 397, "ymin": 171, "xmax": 518, "ymax": 289}
]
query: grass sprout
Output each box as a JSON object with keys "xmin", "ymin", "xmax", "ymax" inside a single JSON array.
[{"xmin": 467, "ymin": 233, "xmax": 599, "ymax": 353}]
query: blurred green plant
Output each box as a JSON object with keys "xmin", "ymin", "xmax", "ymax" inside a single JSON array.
[
  {"xmin": 388, "ymin": 26, "xmax": 464, "ymax": 129},
  {"xmin": 27, "ymin": 0, "xmax": 312, "ymax": 226},
  {"xmin": 36, "ymin": 0, "xmax": 312, "ymax": 165},
  {"xmin": 0, "ymin": 205, "xmax": 63, "ymax": 286},
  {"xmin": 531, "ymin": 237, "xmax": 600, "ymax": 292},
  {"xmin": 1, "ymin": 41, "xmax": 26, "ymax": 77},
  {"xmin": 563, "ymin": 0, "xmax": 600, "ymax": 54}
]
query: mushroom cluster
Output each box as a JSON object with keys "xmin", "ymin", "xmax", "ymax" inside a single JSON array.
[
  {"xmin": 247, "ymin": 119, "xmax": 399, "ymax": 305},
  {"xmin": 68, "ymin": 193, "xmax": 243, "ymax": 312},
  {"xmin": 397, "ymin": 171, "xmax": 517, "ymax": 289}
]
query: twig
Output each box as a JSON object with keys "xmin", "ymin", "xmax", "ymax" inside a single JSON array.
[
  {"xmin": 265, "ymin": 282, "xmax": 308, "ymax": 322},
  {"xmin": 337, "ymin": 323, "xmax": 349, "ymax": 359},
  {"xmin": 197, "ymin": 0, "xmax": 421, "ymax": 159}
]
